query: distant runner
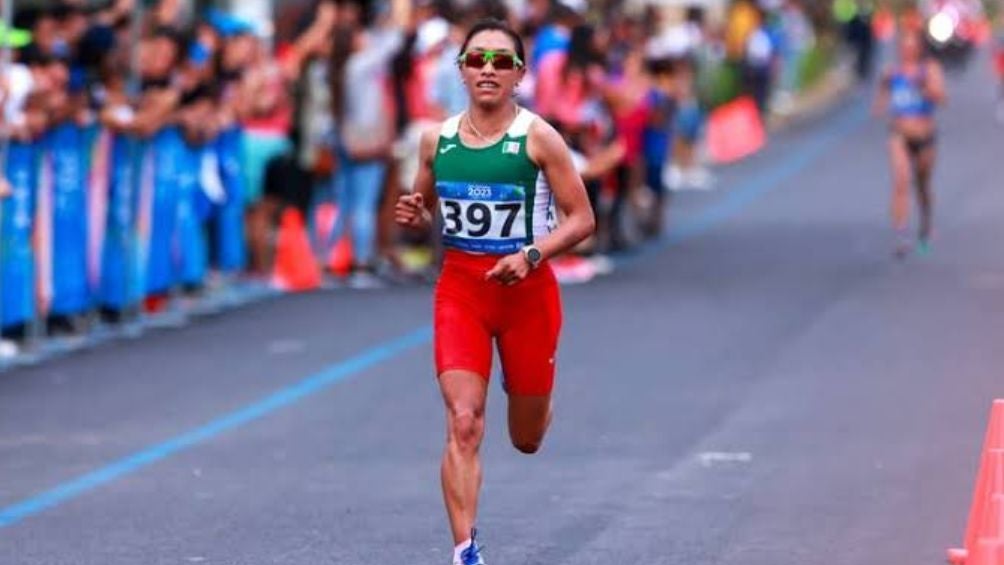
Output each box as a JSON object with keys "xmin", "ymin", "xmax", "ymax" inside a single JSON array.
[{"xmin": 874, "ymin": 30, "xmax": 946, "ymax": 258}]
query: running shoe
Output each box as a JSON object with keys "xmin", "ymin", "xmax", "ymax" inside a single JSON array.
[
  {"xmin": 916, "ymin": 239, "xmax": 931, "ymax": 257},
  {"xmin": 347, "ymin": 270, "xmax": 385, "ymax": 290},
  {"xmin": 456, "ymin": 528, "xmax": 486, "ymax": 565}
]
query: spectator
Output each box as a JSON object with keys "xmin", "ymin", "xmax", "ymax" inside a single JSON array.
[
  {"xmin": 742, "ymin": 5, "xmax": 775, "ymax": 114},
  {"xmin": 774, "ymin": 0, "xmax": 814, "ymax": 112},
  {"xmin": 603, "ymin": 44, "xmax": 651, "ymax": 250},
  {"xmin": 420, "ymin": 16, "xmax": 466, "ymax": 120},
  {"xmin": 227, "ymin": 23, "xmax": 294, "ymax": 277},
  {"xmin": 845, "ymin": 4, "xmax": 875, "ymax": 81},
  {"xmin": 531, "ymin": 0, "xmax": 582, "ymax": 65},
  {"xmin": 641, "ymin": 52, "xmax": 676, "ymax": 236},
  {"xmin": 326, "ymin": 0, "xmax": 412, "ymax": 287},
  {"xmin": 534, "ymin": 23, "xmax": 605, "ymax": 129}
]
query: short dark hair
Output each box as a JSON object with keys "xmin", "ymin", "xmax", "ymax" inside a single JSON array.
[{"xmin": 458, "ymin": 18, "xmax": 526, "ymax": 66}]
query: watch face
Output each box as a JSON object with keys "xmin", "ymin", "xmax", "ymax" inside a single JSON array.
[{"xmin": 528, "ymin": 248, "xmax": 542, "ymax": 263}]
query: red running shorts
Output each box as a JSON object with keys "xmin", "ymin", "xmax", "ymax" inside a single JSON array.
[{"xmin": 434, "ymin": 249, "xmax": 563, "ymax": 396}]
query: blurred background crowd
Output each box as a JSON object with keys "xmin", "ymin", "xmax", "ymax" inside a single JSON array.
[{"xmin": 0, "ymin": 0, "xmax": 998, "ymax": 355}]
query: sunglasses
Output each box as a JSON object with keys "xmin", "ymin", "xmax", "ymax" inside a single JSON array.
[{"xmin": 457, "ymin": 49, "xmax": 525, "ymax": 70}]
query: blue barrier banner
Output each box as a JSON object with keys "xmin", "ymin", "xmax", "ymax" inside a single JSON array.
[
  {"xmin": 45, "ymin": 123, "xmax": 91, "ymax": 316},
  {"xmin": 177, "ymin": 137, "xmax": 207, "ymax": 287},
  {"xmin": 195, "ymin": 145, "xmax": 218, "ymax": 223},
  {"xmin": 1, "ymin": 141, "xmax": 38, "ymax": 329},
  {"xmin": 215, "ymin": 127, "xmax": 245, "ymax": 273},
  {"xmin": 143, "ymin": 127, "xmax": 184, "ymax": 296},
  {"xmin": 100, "ymin": 134, "xmax": 139, "ymax": 310}
]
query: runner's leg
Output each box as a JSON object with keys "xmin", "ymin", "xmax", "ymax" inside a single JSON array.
[
  {"xmin": 914, "ymin": 141, "xmax": 937, "ymax": 243},
  {"xmin": 888, "ymin": 134, "xmax": 911, "ymax": 252},
  {"xmin": 440, "ymin": 370, "xmax": 489, "ymax": 544},
  {"xmin": 498, "ymin": 272, "xmax": 562, "ymax": 454}
]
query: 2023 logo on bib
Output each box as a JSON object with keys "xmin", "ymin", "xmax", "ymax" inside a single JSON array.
[{"xmin": 437, "ymin": 181, "xmax": 527, "ymax": 254}]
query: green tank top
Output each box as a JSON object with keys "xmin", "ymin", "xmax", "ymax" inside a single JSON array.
[{"xmin": 432, "ymin": 108, "xmax": 556, "ymax": 255}]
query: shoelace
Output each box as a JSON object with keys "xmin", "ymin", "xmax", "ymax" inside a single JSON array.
[{"xmin": 460, "ymin": 528, "xmax": 484, "ymax": 565}]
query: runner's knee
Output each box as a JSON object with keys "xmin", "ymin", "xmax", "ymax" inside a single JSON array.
[
  {"xmin": 507, "ymin": 395, "xmax": 551, "ymax": 455},
  {"xmin": 447, "ymin": 407, "xmax": 484, "ymax": 452},
  {"xmin": 512, "ymin": 439, "xmax": 542, "ymax": 455}
]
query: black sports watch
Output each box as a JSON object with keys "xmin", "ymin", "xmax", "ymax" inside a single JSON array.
[{"xmin": 521, "ymin": 245, "xmax": 543, "ymax": 269}]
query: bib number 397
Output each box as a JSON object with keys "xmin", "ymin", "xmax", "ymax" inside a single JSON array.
[
  {"xmin": 443, "ymin": 201, "xmax": 521, "ymax": 238},
  {"xmin": 437, "ymin": 181, "xmax": 528, "ymax": 254}
]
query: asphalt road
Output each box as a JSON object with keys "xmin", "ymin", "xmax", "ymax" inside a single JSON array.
[{"xmin": 1, "ymin": 51, "xmax": 1003, "ymax": 565}]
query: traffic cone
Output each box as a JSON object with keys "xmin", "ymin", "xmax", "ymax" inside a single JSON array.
[
  {"xmin": 971, "ymin": 539, "xmax": 1004, "ymax": 565},
  {"xmin": 969, "ymin": 451, "xmax": 1004, "ymax": 565},
  {"xmin": 706, "ymin": 96, "xmax": 767, "ymax": 165},
  {"xmin": 981, "ymin": 451, "xmax": 1004, "ymax": 535},
  {"xmin": 949, "ymin": 402, "xmax": 1004, "ymax": 564},
  {"xmin": 327, "ymin": 235, "xmax": 353, "ymax": 277},
  {"xmin": 271, "ymin": 208, "xmax": 321, "ymax": 292},
  {"xmin": 313, "ymin": 202, "xmax": 339, "ymax": 247}
]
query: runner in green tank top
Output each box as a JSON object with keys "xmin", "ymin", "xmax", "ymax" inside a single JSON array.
[{"xmin": 395, "ymin": 18, "xmax": 595, "ymax": 565}]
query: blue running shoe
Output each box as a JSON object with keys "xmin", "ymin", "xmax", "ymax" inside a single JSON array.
[{"xmin": 458, "ymin": 528, "xmax": 485, "ymax": 565}]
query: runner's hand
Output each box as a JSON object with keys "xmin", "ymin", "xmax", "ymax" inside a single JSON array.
[
  {"xmin": 0, "ymin": 178, "xmax": 11, "ymax": 199},
  {"xmin": 486, "ymin": 253, "xmax": 531, "ymax": 286},
  {"xmin": 395, "ymin": 193, "xmax": 429, "ymax": 230}
]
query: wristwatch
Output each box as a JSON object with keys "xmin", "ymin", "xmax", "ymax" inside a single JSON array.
[{"xmin": 521, "ymin": 245, "xmax": 543, "ymax": 269}]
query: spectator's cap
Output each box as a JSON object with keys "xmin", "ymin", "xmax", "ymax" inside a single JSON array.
[
  {"xmin": 416, "ymin": 17, "xmax": 450, "ymax": 54},
  {"xmin": 0, "ymin": 23, "xmax": 32, "ymax": 49},
  {"xmin": 189, "ymin": 41, "xmax": 212, "ymax": 67},
  {"xmin": 556, "ymin": 0, "xmax": 587, "ymax": 15},
  {"xmin": 206, "ymin": 9, "xmax": 255, "ymax": 38}
]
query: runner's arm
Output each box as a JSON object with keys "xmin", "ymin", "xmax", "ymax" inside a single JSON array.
[
  {"xmin": 527, "ymin": 119, "xmax": 596, "ymax": 262},
  {"xmin": 872, "ymin": 68, "xmax": 891, "ymax": 116},
  {"xmin": 922, "ymin": 60, "xmax": 947, "ymax": 105}
]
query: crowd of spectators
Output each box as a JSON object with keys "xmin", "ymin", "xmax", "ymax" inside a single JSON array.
[{"xmin": 0, "ymin": 0, "xmax": 833, "ymax": 350}]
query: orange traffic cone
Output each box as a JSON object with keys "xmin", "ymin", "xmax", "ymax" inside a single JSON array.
[
  {"xmin": 969, "ymin": 451, "xmax": 1004, "ymax": 565},
  {"xmin": 706, "ymin": 96, "xmax": 767, "ymax": 165},
  {"xmin": 949, "ymin": 401, "xmax": 1004, "ymax": 564},
  {"xmin": 327, "ymin": 235, "xmax": 354, "ymax": 277},
  {"xmin": 971, "ymin": 539, "xmax": 1004, "ymax": 565},
  {"xmin": 982, "ymin": 451, "xmax": 1004, "ymax": 533},
  {"xmin": 271, "ymin": 208, "xmax": 321, "ymax": 292},
  {"xmin": 313, "ymin": 202, "xmax": 339, "ymax": 247}
]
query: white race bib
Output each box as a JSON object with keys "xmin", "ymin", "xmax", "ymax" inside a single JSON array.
[{"xmin": 437, "ymin": 181, "xmax": 527, "ymax": 254}]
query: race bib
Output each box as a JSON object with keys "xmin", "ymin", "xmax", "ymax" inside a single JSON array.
[
  {"xmin": 892, "ymin": 88, "xmax": 921, "ymax": 110},
  {"xmin": 437, "ymin": 181, "xmax": 527, "ymax": 254}
]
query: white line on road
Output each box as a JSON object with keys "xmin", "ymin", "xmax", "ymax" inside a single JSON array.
[{"xmin": 698, "ymin": 452, "xmax": 754, "ymax": 467}]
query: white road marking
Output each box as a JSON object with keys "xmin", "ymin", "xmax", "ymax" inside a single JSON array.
[{"xmin": 698, "ymin": 451, "xmax": 754, "ymax": 467}]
